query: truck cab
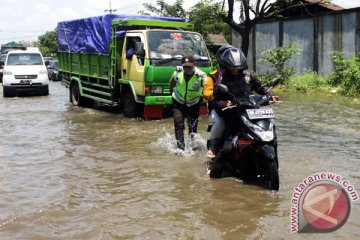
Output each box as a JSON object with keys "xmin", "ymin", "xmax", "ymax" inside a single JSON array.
[
  {"xmin": 58, "ymin": 15, "xmax": 212, "ymax": 119},
  {"xmin": 119, "ymin": 29, "xmax": 211, "ymax": 117}
]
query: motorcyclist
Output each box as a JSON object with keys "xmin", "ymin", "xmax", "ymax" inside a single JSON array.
[
  {"xmin": 203, "ymin": 44, "xmax": 233, "ymax": 158},
  {"xmin": 209, "ymin": 47, "xmax": 277, "ymax": 178}
]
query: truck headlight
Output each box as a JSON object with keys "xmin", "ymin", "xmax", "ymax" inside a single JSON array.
[{"xmin": 151, "ymin": 86, "xmax": 163, "ymax": 94}]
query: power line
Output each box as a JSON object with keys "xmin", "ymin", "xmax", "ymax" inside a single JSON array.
[
  {"xmin": 104, "ymin": 0, "xmax": 117, "ymax": 14},
  {"xmin": 0, "ymin": 29, "xmax": 47, "ymax": 33}
]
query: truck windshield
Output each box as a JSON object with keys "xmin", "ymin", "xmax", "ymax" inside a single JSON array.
[{"xmin": 147, "ymin": 31, "xmax": 210, "ymax": 67}]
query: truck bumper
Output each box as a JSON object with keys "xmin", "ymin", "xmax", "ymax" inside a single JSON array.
[
  {"xmin": 144, "ymin": 95, "xmax": 173, "ymax": 105},
  {"xmin": 143, "ymin": 95, "xmax": 172, "ymax": 119},
  {"xmin": 143, "ymin": 95, "xmax": 208, "ymax": 119}
]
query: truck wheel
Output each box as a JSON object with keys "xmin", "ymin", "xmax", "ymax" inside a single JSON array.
[
  {"xmin": 123, "ymin": 91, "xmax": 139, "ymax": 118},
  {"xmin": 70, "ymin": 84, "xmax": 93, "ymax": 107},
  {"xmin": 71, "ymin": 84, "xmax": 84, "ymax": 106}
]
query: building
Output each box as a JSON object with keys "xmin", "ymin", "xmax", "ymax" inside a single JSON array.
[{"xmin": 232, "ymin": 1, "xmax": 360, "ymax": 75}]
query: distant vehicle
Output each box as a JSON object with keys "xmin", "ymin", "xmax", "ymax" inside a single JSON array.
[
  {"xmin": 0, "ymin": 42, "xmax": 26, "ymax": 54},
  {"xmin": 0, "ymin": 54, "xmax": 6, "ymax": 82},
  {"xmin": 2, "ymin": 50, "xmax": 49, "ymax": 97},
  {"xmin": 47, "ymin": 60, "xmax": 61, "ymax": 81},
  {"xmin": 44, "ymin": 57, "xmax": 54, "ymax": 68}
]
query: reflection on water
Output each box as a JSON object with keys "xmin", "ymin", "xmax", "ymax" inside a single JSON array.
[{"xmin": 0, "ymin": 82, "xmax": 359, "ymax": 239}]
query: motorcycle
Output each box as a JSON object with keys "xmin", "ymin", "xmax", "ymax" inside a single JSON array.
[{"xmin": 207, "ymin": 78, "xmax": 281, "ymax": 191}]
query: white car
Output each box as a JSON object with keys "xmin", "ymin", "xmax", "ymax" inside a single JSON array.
[{"xmin": 2, "ymin": 50, "xmax": 49, "ymax": 97}]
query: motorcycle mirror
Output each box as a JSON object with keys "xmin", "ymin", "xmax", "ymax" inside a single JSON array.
[{"xmin": 216, "ymin": 84, "xmax": 229, "ymax": 94}]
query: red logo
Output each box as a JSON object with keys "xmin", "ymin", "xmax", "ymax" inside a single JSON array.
[{"xmin": 301, "ymin": 183, "xmax": 351, "ymax": 232}]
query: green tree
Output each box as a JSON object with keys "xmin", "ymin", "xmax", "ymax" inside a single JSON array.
[
  {"xmin": 138, "ymin": 0, "xmax": 187, "ymax": 18},
  {"xmin": 222, "ymin": 0, "xmax": 328, "ymax": 56},
  {"xmin": 139, "ymin": 0, "xmax": 228, "ymax": 38},
  {"xmin": 38, "ymin": 29, "xmax": 57, "ymax": 57},
  {"xmin": 188, "ymin": 0, "xmax": 228, "ymax": 38}
]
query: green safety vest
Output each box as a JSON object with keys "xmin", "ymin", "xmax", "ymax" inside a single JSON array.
[{"xmin": 172, "ymin": 67, "xmax": 204, "ymax": 107}]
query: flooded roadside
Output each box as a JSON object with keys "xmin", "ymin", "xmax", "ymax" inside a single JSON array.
[{"xmin": 0, "ymin": 82, "xmax": 359, "ymax": 239}]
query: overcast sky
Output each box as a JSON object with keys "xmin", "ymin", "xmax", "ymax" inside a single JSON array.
[
  {"xmin": 0, "ymin": 0, "xmax": 195, "ymax": 44},
  {"xmin": 0, "ymin": 0, "xmax": 358, "ymax": 45}
]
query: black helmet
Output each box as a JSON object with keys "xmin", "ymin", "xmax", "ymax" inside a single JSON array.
[
  {"xmin": 220, "ymin": 47, "xmax": 247, "ymax": 70},
  {"xmin": 216, "ymin": 44, "xmax": 233, "ymax": 67}
]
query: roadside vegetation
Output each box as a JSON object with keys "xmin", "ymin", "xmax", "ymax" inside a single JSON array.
[
  {"xmin": 257, "ymin": 43, "xmax": 360, "ymax": 97},
  {"xmin": 328, "ymin": 52, "xmax": 360, "ymax": 97}
]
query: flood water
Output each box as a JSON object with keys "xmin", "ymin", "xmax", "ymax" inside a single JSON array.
[{"xmin": 0, "ymin": 81, "xmax": 359, "ymax": 239}]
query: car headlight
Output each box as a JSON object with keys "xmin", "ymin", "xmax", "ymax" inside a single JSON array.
[
  {"xmin": 39, "ymin": 70, "xmax": 48, "ymax": 75},
  {"xmin": 3, "ymin": 70, "xmax": 12, "ymax": 75}
]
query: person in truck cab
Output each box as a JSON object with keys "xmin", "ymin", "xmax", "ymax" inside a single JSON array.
[{"xmin": 169, "ymin": 55, "xmax": 206, "ymax": 150}]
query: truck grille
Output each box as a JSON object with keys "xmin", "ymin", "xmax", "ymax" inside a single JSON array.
[{"xmin": 15, "ymin": 75, "xmax": 38, "ymax": 79}]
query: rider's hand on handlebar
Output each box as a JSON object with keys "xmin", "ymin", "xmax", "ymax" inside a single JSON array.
[{"xmin": 271, "ymin": 96, "xmax": 280, "ymax": 102}]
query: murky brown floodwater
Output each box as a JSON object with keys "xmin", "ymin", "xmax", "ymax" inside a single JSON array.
[{"xmin": 0, "ymin": 81, "xmax": 359, "ymax": 239}]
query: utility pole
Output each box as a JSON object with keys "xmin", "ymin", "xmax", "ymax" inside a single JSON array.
[{"xmin": 104, "ymin": 1, "xmax": 117, "ymax": 14}]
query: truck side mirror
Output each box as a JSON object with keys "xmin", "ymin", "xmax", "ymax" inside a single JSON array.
[{"xmin": 134, "ymin": 42, "xmax": 145, "ymax": 58}]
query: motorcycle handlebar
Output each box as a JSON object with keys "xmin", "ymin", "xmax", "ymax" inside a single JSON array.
[
  {"xmin": 222, "ymin": 104, "xmax": 237, "ymax": 111},
  {"xmin": 221, "ymin": 99, "xmax": 283, "ymax": 111}
]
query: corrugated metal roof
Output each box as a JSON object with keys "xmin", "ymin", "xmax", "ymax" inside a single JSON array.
[
  {"xmin": 208, "ymin": 34, "xmax": 229, "ymax": 46},
  {"xmin": 306, "ymin": 0, "xmax": 343, "ymax": 11},
  {"xmin": 331, "ymin": 0, "xmax": 360, "ymax": 9}
]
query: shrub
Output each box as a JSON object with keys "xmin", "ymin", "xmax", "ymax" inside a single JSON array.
[
  {"xmin": 287, "ymin": 70, "xmax": 327, "ymax": 93},
  {"xmin": 259, "ymin": 42, "xmax": 301, "ymax": 84},
  {"xmin": 328, "ymin": 52, "xmax": 360, "ymax": 97}
]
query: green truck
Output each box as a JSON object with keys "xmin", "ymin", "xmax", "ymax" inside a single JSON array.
[{"xmin": 57, "ymin": 14, "xmax": 212, "ymax": 118}]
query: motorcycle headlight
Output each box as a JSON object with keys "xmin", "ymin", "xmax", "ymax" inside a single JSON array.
[{"xmin": 241, "ymin": 116, "xmax": 274, "ymax": 142}]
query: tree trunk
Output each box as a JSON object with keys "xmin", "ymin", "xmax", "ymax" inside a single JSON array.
[{"xmin": 240, "ymin": 26, "xmax": 252, "ymax": 57}]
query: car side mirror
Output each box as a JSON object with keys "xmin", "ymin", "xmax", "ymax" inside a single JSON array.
[
  {"xmin": 134, "ymin": 42, "xmax": 145, "ymax": 58},
  {"xmin": 0, "ymin": 60, "xmax": 4, "ymax": 66}
]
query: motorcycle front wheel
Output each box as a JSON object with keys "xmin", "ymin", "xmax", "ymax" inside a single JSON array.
[{"xmin": 264, "ymin": 161, "xmax": 279, "ymax": 191}]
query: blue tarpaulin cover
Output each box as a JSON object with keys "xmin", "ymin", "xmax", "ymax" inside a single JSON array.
[{"xmin": 57, "ymin": 14, "xmax": 186, "ymax": 55}]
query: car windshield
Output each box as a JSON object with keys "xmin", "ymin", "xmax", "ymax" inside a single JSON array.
[
  {"xmin": 7, "ymin": 53, "xmax": 43, "ymax": 66},
  {"xmin": 147, "ymin": 30, "xmax": 210, "ymax": 67}
]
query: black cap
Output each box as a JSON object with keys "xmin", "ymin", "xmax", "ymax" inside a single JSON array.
[{"xmin": 181, "ymin": 55, "xmax": 195, "ymax": 67}]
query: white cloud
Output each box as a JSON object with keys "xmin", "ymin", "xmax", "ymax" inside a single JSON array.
[
  {"xmin": 0, "ymin": 0, "xmax": 150, "ymax": 44},
  {"xmin": 0, "ymin": 0, "xmax": 201, "ymax": 44}
]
